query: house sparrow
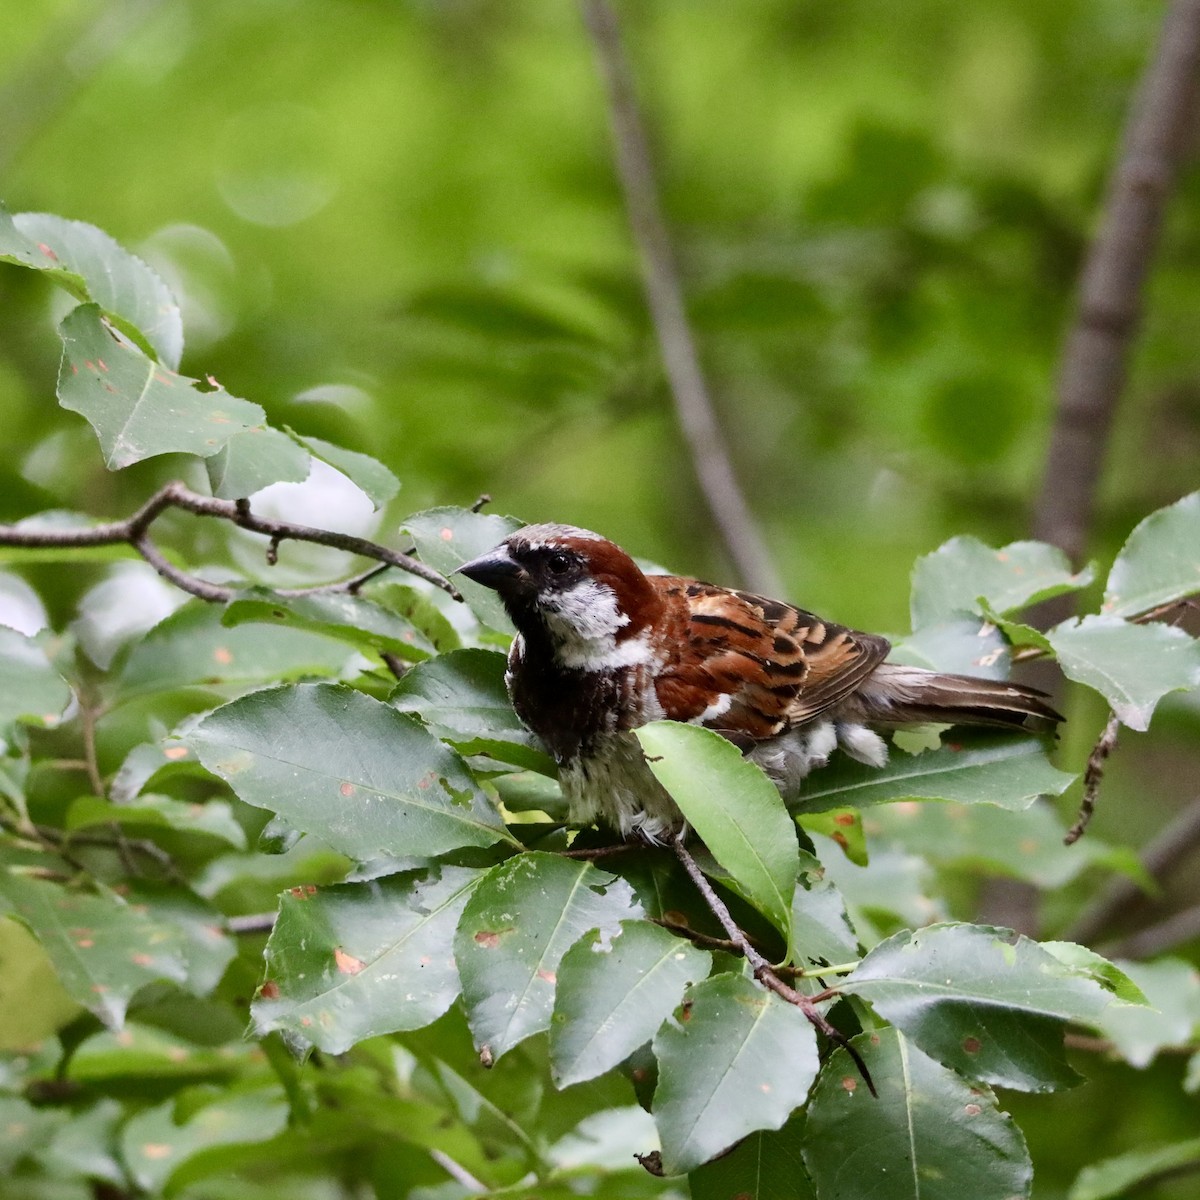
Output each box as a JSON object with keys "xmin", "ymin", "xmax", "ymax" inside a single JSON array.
[{"xmin": 458, "ymin": 524, "xmax": 1062, "ymax": 841}]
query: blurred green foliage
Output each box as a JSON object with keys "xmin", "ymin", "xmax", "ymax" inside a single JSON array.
[
  {"xmin": 3, "ymin": 0, "xmax": 1197, "ymax": 622},
  {"xmin": 2, "ymin": 1, "xmax": 1200, "ymax": 1197}
]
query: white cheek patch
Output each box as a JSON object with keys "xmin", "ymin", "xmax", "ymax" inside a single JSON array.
[
  {"xmin": 540, "ymin": 580, "xmax": 658, "ymax": 671},
  {"xmin": 542, "ymin": 579, "xmax": 629, "ymax": 639}
]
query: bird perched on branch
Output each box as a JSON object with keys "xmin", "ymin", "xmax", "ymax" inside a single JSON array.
[{"xmin": 458, "ymin": 525, "xmax": 1062, "ymax": 842}]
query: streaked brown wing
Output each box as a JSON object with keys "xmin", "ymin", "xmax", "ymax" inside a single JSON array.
[
  {"xmin": 649, "ymin": 578, "xmax": 890, "ymax": 740},
  {"xmin": 730, "ymin": 588, "xmax": 891, "ymax": 724}
]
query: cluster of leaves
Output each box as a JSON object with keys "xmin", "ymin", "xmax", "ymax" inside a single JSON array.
[{"xmin": 1, "ymin": 211, "xmax": 1199, "ymax": 1200}]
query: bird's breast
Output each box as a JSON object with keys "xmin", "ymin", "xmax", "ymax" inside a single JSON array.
[{"xmin": 506, "ymin": 638, "xmax": 661, "ymax": 763}]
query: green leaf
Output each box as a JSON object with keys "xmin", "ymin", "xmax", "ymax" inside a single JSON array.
[
  {"xmin": 364, "ymin": 581, "xmax": 461, "ymax": 653},
  {"xmin": 401, "ymin": 507, "xmax": 523, "ymax": 633},
  {"xmin": 124, "ymin": 883, "xmax": 237, "ymax": 997},
  {"xmin": 689, "ymin": 1113, "xmax": 814, "ymax": 1200},
  {"xmin": 120, "ymin": 1091, "xmax": 289, "ymax": 1195},
  {"xmin": 110, "ymin": 739, "xmax": 206, "ymax": 803},
  {"xmin": 205, "ymin": 426, "xmax": 312, "ymax": 499},
  {"xmin": 911, "ymin": 536, "xmax": 1091, "ymax": 630},
  {"xmin": 1103, "ymin": 491, "xmax": 1200, "ymax": 618},
  {"xmin": 69, "ymin": 1022, "xmax": 254, "ymax": 1085},
  {"xmin": 1045, "ymin": 614, "xmax": 1200, "ymax": 730},
  {"xmin": 455, "ymin": 853, "xmax": 641, "ymax": 1062},
  {"xmin": 550, "ymin": 920, "xmax": 711, "ymax": 1087},
  {"xmin": 223, "ymin": 589, "xmax": 438, "ymax": 662},
  {"xmin": 57, "ymin": 304, "xmax": 265, "ymax": 469},
  {"xmin": 814, "ymin": 840, "xmax": 945, "ymax": 936},
  {"xmin": 796, "ymin": 731, "xmax": 1075, "ymax": 812},
  {"xmin": 36, "ymin": 1098, "xmax": 126, "ymax": 1189},
  {"xmin": 635, "ymin": 722, "xmax": 798, "ymax": 941},
  {"xmin": 120, "ymin": 601, "xmax": 352, "ymax": 693},
  {"xmin": 1070, "ymin": 1137, "xmax": 1200, "ymax": 1200},
  {"xmin": 840, "ymin": 923, "xmax": 1129, "ymax": 1091},
  {"xmin": 804, "ymin": 1028, "xmax": 1032, "ymax": 1200},
  {"xmin": 188, "ymin": 683, "xmax": 513, "ymax": 859},
  {"xmin": 797, "ymin": 809, "xmax": 868, "ymax": 866},
  {"xmin": 1081, "ymin": 957, "xmax": 1200, "ymax": 1068},
  {"xmin": 651, "ymin": 972, "xmax": 819, "ymax": 1175},
  {"xmin": 287, "ymin": 430, "xmax": 400, "ymax": 510},
  {"xmin": 865, "ymin": 801, "xmax": 1110, "ymax": 889},
  {"xmin": 978, "ymin": 599, "xmax": 1054, "ymax": 654},
  {"xmin": 0, "ymin": 206, "xmax": 183, "ymax": 367},
  {"xmin": 790, "ymin": 850, "xmax": 860, "ymax": 973},
  {"xmin": 492, "ymin": 771, "xmax": 568, "ymax": 817},
  {"xmin": 0, "ymin": 1095, "xmax": 66, "ymax": 1172},
  {"xmin": 0, "ymin": 627, "xmax": 71, "ymax": 730},
  {"xmin": 391, "ymin": 648, "xmax": 555, "ymax": 773},
  {"xmin": 1038, "ymin": 942, "xmax": 1150, "ymax": 1006},
  {"xmin": 0, "ymin": 873, "xmax": 187, "ymax": 1028},
  {"xmin": 253, "ymin": 865, "xmax": 483, "ymax": 1054},
  {"xmin": 65, "ymin": 794, "xmax": 246, "ymax": 850},
  {"xmin": 0, "ymin": 917, "xmax": 82, "ymax": 1049},
  {"xmin": 891, "ymin": 614, "xmax": 1010, "ymax": 678}
]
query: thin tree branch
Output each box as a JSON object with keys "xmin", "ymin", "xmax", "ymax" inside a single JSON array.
[
  {"xmin": 1033, "ymin": 0, "xmax": 1200, "ymax": 563},
  {"xmin": 578, "ymin": 0, "xmax": 781, "ymax": 595},
  {"xmin": 670, "ymin": 837, "xmax": 875, "ymax": 1095},
  {"xmin": 0, "ymin": 481, "xmax": 460, "ymax": 601},
  {"xmin": 31, "ymin": 822, "xmax": 186, "ymax": 886},
  {"xmin": 227, "ymin": 912, "xmax": 278, "ymax": 936},
  {"xmin": 1104, "ymin": 902, "xmax": 1200, "ymax": 959},
  {"xmin": 1066, "ymin": 794, "xmax": 1200, "ymax": 945},
  {"xmin": 650, "ymin": 916, "xmax": 743, "ymax": 954},
  {"xmin": 1065, "ymin": 710, "xmax": 1122, "ymax": 844},
  {"xmin": 429, "ymin": 1149, "xmax": 487, "ymax": 1195}
]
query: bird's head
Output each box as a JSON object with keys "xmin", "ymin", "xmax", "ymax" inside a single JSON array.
[{"xmin": 457, "ymin": 524, "xmax": 663, "ymax": 670}]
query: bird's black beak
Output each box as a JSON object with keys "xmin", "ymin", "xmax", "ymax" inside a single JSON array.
[{"xmin": 455, "ymin": 545, "xmax": 529, "ymax": 594}]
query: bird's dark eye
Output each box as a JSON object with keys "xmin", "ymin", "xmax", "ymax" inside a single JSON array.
[{"xmin": 546, "ymin": 550, "xmax": 573, "ymax": 576}]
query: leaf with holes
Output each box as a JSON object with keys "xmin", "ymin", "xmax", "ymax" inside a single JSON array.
[
  {"xmin": 652, "ymin": 972, "xmax": 819, "ymax": 1175},
  {"xmin": 911, "ymin": 536, "xmax": 1091, "ymax": 630},
  {"xmin": 636, "ymin": 722, "xmax": 798, "ymax": 942},
  {"xmin": 57, "ymin": 305, "xmax": 264, "ymax": 469},
  {"xmin": 0, "ymin": 206, "xmax": 183, "ymax": 366},
  {"xmin": 551, "ymin": 920, "xmax": 711, "ymax": 1087},
  {"xmin": 804, "ymin": 1028, "xmax": 1032, "ymax": 1200},
  {"xmin": 188, "ymin": 683, "xmax": 514, "ymax": 859},
  {"xmin": 253, "ymin": 865, "xmax": 483, "ymax": 1053},
  {"xmin": 840, "ymin": 923, "xmax": 1135, "ymax": 1091},
  {"xmin": 1103, "ymin": 491, "xmax": 1200, "ymax": 619},
  {"xmin": 790, "ymin": 851, "xmax": 860, "ymax": 979},
  {"xmin": 0, "ymin": 873, "xmax": 187, "ymax": 1028},
  {"xmin": 1045, "ymin": 615, "xmax": 1200, "ymax": 731},
  {"xmin": 455, "ymin": 853, "xmax": 641, "ymax": 1062},
  {"xmin": 796, "ymin": 731, "xmax": 1075, "ymax": 813}
]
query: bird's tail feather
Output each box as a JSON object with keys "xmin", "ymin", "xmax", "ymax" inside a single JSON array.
[{"xmin": 856, "ymin": 665, "xmax": 1063, "ymax": 735}]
